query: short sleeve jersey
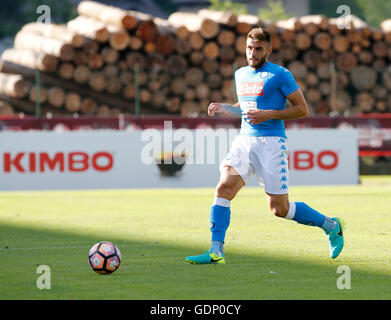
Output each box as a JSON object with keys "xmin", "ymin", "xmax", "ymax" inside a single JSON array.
[{"xmin": 235, "ymin": 61, "xmax": 299, "ymax": 138}]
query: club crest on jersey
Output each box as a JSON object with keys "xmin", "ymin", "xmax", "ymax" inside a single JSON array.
[{"xmin": 237, "ymin": 81, "xmax": 264, "ymax": 96}]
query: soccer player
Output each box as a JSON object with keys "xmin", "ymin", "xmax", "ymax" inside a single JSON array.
[{"xmin": 185, "ymin": 27, "xmax": 344, "ymax": 264}]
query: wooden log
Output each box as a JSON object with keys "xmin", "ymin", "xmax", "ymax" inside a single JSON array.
[
  {"xmin": 337, "ymin": 72, "xmax": 349, "ymax": 88},
  {"xmin": 203, "ymin": 41, "xmax": 219, "ymax": 59},
  {"xmin": 373, "ymin": 59, "xmax": 386, "ymax": 72},
  {"xmin": 222, "ymin": 80, "xmax": 234, "ymax": 100},
  {"xmin": 29, "ymin": 86, "xmax": 48, "ymax": 104},
  {"xmin": 189, "ymin": 32, "xmax": 205, "ymax": 51},
  {"xmin": 206, "ymin": 73, "xmax": 223, "ymax": 89},
  {"xmin": 0, "ymin": 100, "xmax": 14, "ymax": 115},
  {"xmin": 203, "ymin": 59, "xmax": 219, "ymax": 74},
  {"xmin": 77, "ymin": 1, "xmax": 141, "ymax": 30},
  {"xmin": 102, "ymin": 65, "xmax": 118, "ymax": 78},
  {"xmin": 185, "ymin": 68, "xmax": 204, "ymax": 86},
  {"xmin": 270, "ymin": 34, "xmax": 281, "ymax": 50},
  {"xmin": 65, "ymin": 92, "xmax": 81, "ymax": 112},
  {"xmin": 336, "ymin": 52, "xmax": 357, "ymax": 71},
  {"xmin": 334, "ymin": 90, "xmax": 352, "ymax": 112},
  {"xmin": 175, "ymin": 38, "xmax": 191, "ymax": 55},
  {"xmin": 0, "ymin": 73, "xmax": 31, "ymax": 98},
  {"xmin": 80, "ymin": 97, "xmax": 97, "ymax": 114},
  {"xmin": 47, "ymin": 87, "xmax": 65, "ymax": 108},
  {"xmin": 126, "ymin": 52, "xmax": 146, "ymax": 70},
  {"xmin": 302, "ymin": 50, "xmax": 321, "ymax": 69},
  {"xmin": 288, "ymin": 61, "xmax": 307, "ymax": 79},
  {"xmin": 375, "ymin": 100, "xmax": 387, "ymax": 113},
  {"xmin": 1, "ymin": 49, "xmax": 58, "ymax": 72},
  {"xmin": 83, "ymin": 39, "xmax": 100, "ymax": 54},
  {"xmin": 235, "ymin": 36, "xmax": 247, "ymax": 55},
  {"xmin": 144, "ymin": 41, "xmax": 156, "ymax": 53},
  {"xmin": 107, "ymin": 25, "xmax": 130, "ymax": 51},
  {"xmin": 305, "ymin": 72, "xmax": 319, "ymax": 87},
  {"xmin": 14, "ymin": 31, "xmax": 74, "ymax": 61},
  {"xmin": 175, "ymin": 26, "xmax": 190, "ymax": 40},
  {"xmin": 295, "ymin": 33, "xmax": 312, "ymax": 51},
  {"xmin": 235, "ymin": 55, "xmax": 247, "ymax": 68},
  {"xmin": 219, "ymin": 46, "xmax": 236, "ymax": 62},
  {"xmin": 136, "ymin": 19, "xmax": 159, "ymax": 42},
  {"xmin": 180, "ymin": 100, "xmax": 202, "ymax": 117},
  {"xmin": 88, "ymin": 53, "xmax": 104, "ymax": 69},
  {"xmin": 195, "ymin": 83, "xmax": 210, "ymax": 100},
  {"xmin": 358, "ymin": 50, "xmax": 373, "ymax": 65},
  {"xmin": 58, "ymin": 63, "xmax": 74, "ymax": 80},
  {"xmin": 372, "ymin": 86, "xmax": 388, "ymax": 100},
  {"xmin": 278, "ymin": 41, "xmax": 298, "ymax": 62},
  {"xmin": 313, "ymin": 32, "xmax": 331, "ymax": 50},
  {"xmin": 156, "ymin": 34, "xmax": 176, "ymax": 55},
  {"xmin": 88, "ymin": 72, "xmax": 106, "ymax": 92},
  {"xmin": 168, "ymin": 12, "xmax": 219, "ymax": 39},
  {"xmin": 101, "ymin": 47, "xmax": 119, "ymax": 64},
  {"xmin": 190, "ymin": 51, "xmax": 205, "ymax": 66},
  {"xmin": 166, "ymin": 55, "xmax": 188, "ymax": 75},
  {"xmin": 217, "ymin": 30, "xmax": 236, "ymax": 46},
  {"xmin": 333, "ymin": 35, "xmax": 349, "ymax": 53},
  {"xmin": 350, "ymin": 66, "xmax": 377, "ymax": 91},
  {"xmin": 73, "ymin": 65, "xmax": 90, "ymax": 84},
  {"xmin": 0, "ymin": 93, "xmax": 66, "ymax": 115},
  {"xmin": 236, "ymin": 14, "xmax": 261, "ymax": 34},
  {"xmin": 382, "ymin": 66, "xmax": 391, "ymax": 90},
  {"xmin": 165, "ymin": 96, "xmax": 181, "ymax": 113},
  {"xmin": 129, "ymin": 36, "xmax": 144, "ymax": 51},
  {"xmin": 67, "ymin": 16, "xmax": 109, "ymax": 43},
  {"xmin": 184, "ymin": 88, "xmax": 196, "ymax": 100},
  {"xmin": 170, "ymin": 77, "xmax": 187, "ymax": 96},
  {"xmin": 355, "ymin": 92, "xmax": 375, "ymax": 112},
  {"xmin": 373, "ymin": 42, "xmax": 388, "ymax": 58},
  {"xmin": 73, "ymin": 51, "xmax": 88, "ymax": 65},
  {"xmin": 151, "ymin": 90, "xmax": 166, "ymax": 110},
  {"xmin": 22, "ymin": 22, "xmax": 85, "ymax": 48},
  {"xmin": 198, "ymin": 9, "xmax": 237, "ymax": 27},
  {"xmin": 306, "ymin": 88, "xmax": 321, "ymax": 104},
  {"xmin": 316, "ymin": 62, "xmax": 331, "ymax": 80},
  {"xmin": 220, "ymin": 62, "xmax": 234, "ymax": 78},
  {"xmin": 105, "ymin": 77, "xmax": 122, "ymax": 95},
  {"xmin": 319, "ymin": 82, "xmax": 331, "ymax": 96},
  {"xmin": 300, "ymin": 15, "xmax": 329, "ymax": 30}
]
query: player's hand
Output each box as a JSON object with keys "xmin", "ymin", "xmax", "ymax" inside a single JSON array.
[
  {"xmin": 243, "ymin": 108, "xmax": 272, "ymax": 125},
  {"xmin": 208, "ymin": 102, "xmax": 224, "ymax": 116}
]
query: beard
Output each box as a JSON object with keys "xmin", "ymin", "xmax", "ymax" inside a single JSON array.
[{"xmin": 247, "ymin": 54, "xmax": 268, "ymax": 69}]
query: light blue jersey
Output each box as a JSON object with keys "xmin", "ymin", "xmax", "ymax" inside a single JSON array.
[{"xmin": 235, "ymin": 61, "xmax": 299, "ymax": 138}]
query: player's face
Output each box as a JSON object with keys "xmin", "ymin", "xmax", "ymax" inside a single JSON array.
[{"xmin": 246, "ymin": 38, "xmax": 271, "ymax": 69}]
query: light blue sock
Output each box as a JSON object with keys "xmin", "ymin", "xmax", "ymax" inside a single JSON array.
[
  {"xmin": 288, "ymin": 202, "xmax": 336, "ymax": 234},
  {"xmin": 210, "ymin": 198, "xmax": 231, "ymax": 255}
]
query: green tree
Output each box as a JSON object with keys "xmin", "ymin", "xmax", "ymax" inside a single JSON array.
[
  {"xmin": 258, "ymin": 0, "xmax": 293, "ymax": 22},
  {"xmin": 209, "ymin": 0, "xmax": 248, "ymax": 15},
  {"xmin": 356, "ymin": 0, "xmax": 391, "ymax": 27}
]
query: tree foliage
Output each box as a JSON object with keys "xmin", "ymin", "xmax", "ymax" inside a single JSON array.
[
  {"xmin": 208, "ymin": 0, "xmax": 248, "ymax": 15},
  {"xmin": 356, "ymin": 0, "xmax": 391, "ymax": 27},
  {"xmin": 258, "ymin": 0, "xmax": 293, "ymax": 22}
]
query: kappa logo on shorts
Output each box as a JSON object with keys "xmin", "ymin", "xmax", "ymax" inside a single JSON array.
[
  {"xmin": 280, "ymin": 184, "xmax": 288, "ymax": 190},
  {"xmin": 280, "ymin": 176, "xmax": 287, "ymax": 182},
  {"xmin": 280, "ymin": 168, "xmax": 287, "ymax": 174},
  {"xmin": 278, "ymin": 138, "xmax": 286, "ymax": 143},
  {"xmin": 279, "ymin": 160, "xmax": 286, "ymax": 166},
  {"xmin": 280, "ymin": 145, "xmax": 287, "ymax": 151}
]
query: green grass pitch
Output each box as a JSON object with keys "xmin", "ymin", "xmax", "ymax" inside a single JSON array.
[{"xmin": 1, "ymin": 176, "xmax": 390, "ymax": 300}]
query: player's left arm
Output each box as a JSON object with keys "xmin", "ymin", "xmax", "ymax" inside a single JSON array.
[{"xmin": 244, "ymin": 88, "xmax": 308, "ymax": 125}]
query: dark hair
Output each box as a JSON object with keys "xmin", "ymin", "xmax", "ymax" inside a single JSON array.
[{"xmin": 247, "ymin": 27, "xmax": 271, "ymax": 43}]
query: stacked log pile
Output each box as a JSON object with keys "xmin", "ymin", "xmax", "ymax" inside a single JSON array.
[{"xmin": 0, "ymin": 0, "xmax": 390, "ymax": 117}]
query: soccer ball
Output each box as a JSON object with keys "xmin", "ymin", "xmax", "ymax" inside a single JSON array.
[{"xmin": 88, "ymin": 241, "xmax": 121, "ymax": 274}]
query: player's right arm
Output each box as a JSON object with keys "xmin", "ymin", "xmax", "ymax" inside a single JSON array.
[{"xmin": 208, "ymin": 102, "xmax": 241, "ymax": 117}]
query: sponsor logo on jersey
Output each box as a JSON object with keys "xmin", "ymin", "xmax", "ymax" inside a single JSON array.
[{"xmin": 237, "ymin": 82, "xmax": 264, "ymax": 96}]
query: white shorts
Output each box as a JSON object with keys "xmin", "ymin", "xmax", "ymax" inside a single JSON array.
[{"xmin": 219, "ymin": 135, "xmax": 289, "ymax": 194}]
